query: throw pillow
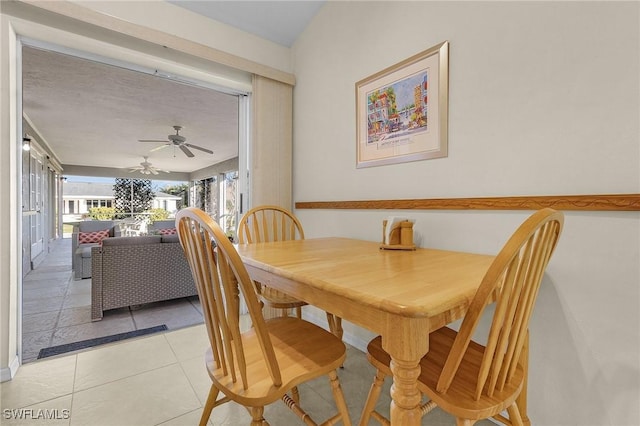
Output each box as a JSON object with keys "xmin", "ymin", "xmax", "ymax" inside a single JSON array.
[
  {"xmin": 159, "ymin": 228, "xmax": 177, "ymax": 235},
  {"xmin": 78, "ymin": 229, "xmax": 110, "ymax": 244}
]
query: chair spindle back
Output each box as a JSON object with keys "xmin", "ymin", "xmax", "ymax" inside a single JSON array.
[
  {"xmin": 436, "ymin": 208, "xmax": 564, "ymax": 401},
  {"xmin": 176, "ymin": 208, "xmax": 282, "ymax": 390},
  {"xmin": 238, "ymin": 205, "xmax": 305, "ymax": 244}
]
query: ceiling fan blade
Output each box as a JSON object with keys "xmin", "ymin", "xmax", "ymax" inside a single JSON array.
[
  {"xmin": 179, "ymin": 145, "xmax": 195, "ymax": 158},
  {"xmin": 138, "ymin": 139, "xmax": 169, "ymax": 143},
  {"xmin": 185, "ymin": 143, "xmax": 213, "ymax": 154},
  {"xmin": 151, "ymin": 169, "xmax": 159, "ymax": 175},
  {"xmin": 150, "ymin": 144, "xmax": 170, "ymax": 152}
]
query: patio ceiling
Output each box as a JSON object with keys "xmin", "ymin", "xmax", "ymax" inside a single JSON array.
[{"xmin": 22, "ymin": 46, "xmax": 240, "ymax": 177}]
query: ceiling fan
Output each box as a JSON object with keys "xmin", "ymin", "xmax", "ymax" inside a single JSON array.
[
  {"xmin": 138, "ymin": 125, "xmax": 213, "ymax": 158},
  {"xmin": 128, "ymin": 156, "xmax": 169, "ymax": 175}
]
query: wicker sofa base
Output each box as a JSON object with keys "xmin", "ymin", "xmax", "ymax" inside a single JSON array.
[{"xmin": 91, "ymin": 235, "xmax": 197, "ymax": 321}]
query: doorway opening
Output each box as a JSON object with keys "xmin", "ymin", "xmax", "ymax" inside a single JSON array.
[{"xmin": 19, "ymin": 40, "xmax": 250, "ymax": 363}]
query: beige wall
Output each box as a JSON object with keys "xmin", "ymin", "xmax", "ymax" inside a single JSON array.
[{"xmin": 292, "ymin": 2, "xmax": 639, "ymax": 425}]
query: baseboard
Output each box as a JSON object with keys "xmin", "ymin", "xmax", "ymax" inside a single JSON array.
[{"xmin": 1, "ymin": 355, "xmax": 20, "ymax": 383}]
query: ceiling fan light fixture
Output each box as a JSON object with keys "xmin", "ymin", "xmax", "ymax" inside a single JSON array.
[
  {"xmin": 138, "ymin": 125, "xmax": 213, "ymax": 158},
  {"xmin": 127, "ymin": 156, "xmax": 169, "ymax": 175}
]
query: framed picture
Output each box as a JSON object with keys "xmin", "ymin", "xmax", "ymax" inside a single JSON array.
[{"xmin": 356, "ymin": 41, "xmax": 449, "ymax": 168}]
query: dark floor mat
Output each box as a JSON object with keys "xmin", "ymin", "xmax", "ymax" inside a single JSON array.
[{"xmin": 37, "ymin": 325, "xmax": 168, "ymax": 359}]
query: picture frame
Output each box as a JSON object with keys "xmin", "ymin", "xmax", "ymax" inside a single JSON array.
[{"xmin": 356, "ymin": 41, "xmax": 449, "ymax": 168}]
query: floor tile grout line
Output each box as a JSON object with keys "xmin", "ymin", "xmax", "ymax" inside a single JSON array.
[
  {"xmin": 22, "ymin": 252, "xmax": 70, "ymax": 354},
  {"xmin": 172, "ymin": 336, "xmax": 208, "ymax": 409},
  {"xmin": 21, "ymin": 239, "xmax": 70, "ymax": 361},
  {"xmin": 50, "ymin": 269, "xmax": 74, "ymax": 345},
  {"xmin": 153, "ymin": 408, "xmax": 205, "ymax": 426},
  {"xmin": 7, "ymin": 391, "xmax": 76, "ymax": 411},
  {"xmin": 69, "ymin": 354, "xmax": 79, "ymax": 421},
  {"xmin": 72, "ymin": 357, "xmax": 181, "ymax": 395}
]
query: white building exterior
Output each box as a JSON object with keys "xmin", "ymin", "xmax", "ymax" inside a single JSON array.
[{"xmin": 63, "ymin": 182, "xmax": 181, "ymax": 221}]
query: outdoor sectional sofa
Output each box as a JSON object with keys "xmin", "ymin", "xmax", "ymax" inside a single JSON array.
[{"xmin": 90, "ymin": 234, "xmax": 197, "ymax": 320}]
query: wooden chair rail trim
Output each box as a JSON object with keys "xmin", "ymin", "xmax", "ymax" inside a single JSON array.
[{"xmin": 295, "ymin": 193, "xmax": 640, "ymax": 212}]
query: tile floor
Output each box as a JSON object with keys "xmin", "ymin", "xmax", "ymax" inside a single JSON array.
[
  {"xmin": 22, "ymin": 238, "xmax": 205, "ymax": 363},
  {"xmin": 7, "ymin": 238, "xmax": 496, "ymax": 425}
]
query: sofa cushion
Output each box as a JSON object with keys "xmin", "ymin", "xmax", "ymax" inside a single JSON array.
[
  {"xmin": 158, "ymin": 228, "xmax": 177, "ymax": 235},
  {"xmin": 78, "ymin": 229, "xmax": 110, "ymax": 244},
  {"xmin": 102, "ymin": 236, "xmax": 162, "ymax": 246}
]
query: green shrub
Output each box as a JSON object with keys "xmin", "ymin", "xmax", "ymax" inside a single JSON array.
[
  {"xmin": 88, "ymin": 207, "xmax": 115, "ymax": 220},
  {"xmin": 148, "ymin": 208, "xmax": 170, "ymax": 222}
]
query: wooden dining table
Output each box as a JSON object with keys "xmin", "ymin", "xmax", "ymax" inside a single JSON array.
[{"xmin": 236, "ymin": 237, "xmax": 500, "ymax": 425}]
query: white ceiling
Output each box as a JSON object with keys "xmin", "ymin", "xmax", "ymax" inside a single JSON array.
[
  {"xmin": 168, "ymin": 1, "xmax": 325, "ymax": 47},
  {"xmin": 21, "ymin": 1, "xmax": 325, "ymax": 178}
]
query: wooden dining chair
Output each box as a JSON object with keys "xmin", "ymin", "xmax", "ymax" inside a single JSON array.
[
  {"xmin": 238, "ymin": 205, "xmax": 343, "ymax": 339},
  {"xmin": 359, "ymin": 208, "xmax": 564, "ymax": 426},
  {"xmin": 176, "ymin": 207, "xmax": 351, "ymax": 426}
]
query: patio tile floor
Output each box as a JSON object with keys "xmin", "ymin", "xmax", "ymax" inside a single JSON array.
[{"xmin": 21, "ymin": 238, "xmax": 204, "ymax": 363}]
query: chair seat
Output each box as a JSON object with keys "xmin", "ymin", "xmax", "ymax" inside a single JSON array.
[
  {"xmin": 259, "ymin": 286, "xmax": 308, "ymax": 309},
  {"xmin": 367, "ymin": 326, "xmax": 524, "ymax": 421},
  {"xmin": 207, "ymin": 316, "xmax": 345, "ymax": 407}
]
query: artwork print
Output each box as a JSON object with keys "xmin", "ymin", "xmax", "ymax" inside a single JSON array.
[
  {"xmin": 366, "ymin": 70, "xmax": 429, "ymax": 145},
  {"xmin": 356, "ymin": 41, "xmax": 448, "ymax": 168}
]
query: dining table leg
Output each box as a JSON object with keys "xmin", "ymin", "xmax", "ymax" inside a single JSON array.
[
  {"xmin": 383, "ymin": 318, "xmax": 429, "ymax": 425},
  {"xmin": 389, "ymin": 357, "xmax": 423, "ymax": 424}
]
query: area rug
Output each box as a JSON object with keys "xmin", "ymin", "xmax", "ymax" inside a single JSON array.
[{"xmin": 37, "ymin": 325, "xmax": 168, "ymax": 359}]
